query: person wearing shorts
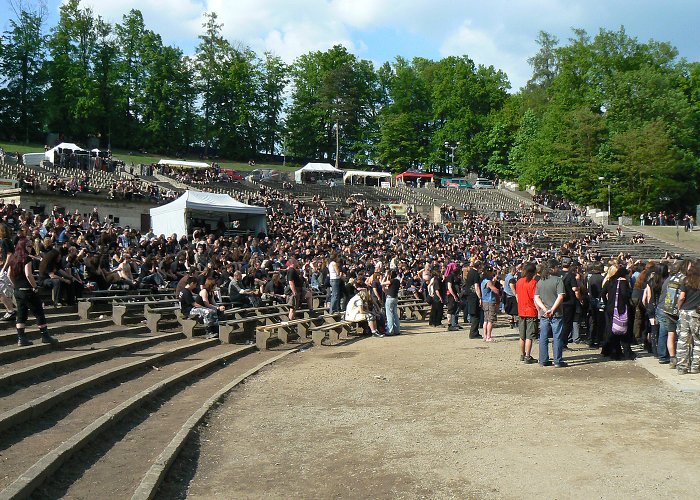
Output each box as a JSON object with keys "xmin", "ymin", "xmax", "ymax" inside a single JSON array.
[
  {"xmin": 480, "ymin": 267, "xmax": 500, "ymax": 342},
  {"xmin": 516, "ymin": 262, "xmax": 539, "ymax": 363}
]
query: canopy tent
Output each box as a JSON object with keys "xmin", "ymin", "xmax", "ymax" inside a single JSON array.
[
  {"xmin": 294, "ymin": 162, "xmax": 344, "ymax": 184},
  {"xmin": 343, "ymin": 170, "xmax": 393, "ymax": 186},
  {"xmin": 158, "ymin": 159, "xmax": 210, "ymax": 169},
  {"xmin": 44, "ymin": 142, "xmax": 87, "ymax": 161},
  {"xmin": 150, "ymin": 191, "xmax": 267, "ymax": 238},
  {"xmin": 395, "ymin": 171, "xmax": 434, "ymax": 187}
]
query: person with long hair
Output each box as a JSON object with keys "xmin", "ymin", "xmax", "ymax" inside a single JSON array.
[
  {"xmin": 0, "ymin": 223, "xmax": 17, "ymax": 321},
  {"xmin": 444, "ymin": 262, "xmax": 461, "ymax": 331},
  {"xmin": 601, "ymin": 265, "xmax": 635, "ymax": 361},
  {"xmin": 643, "ymin": 264, "xmax": 667, "ymax": 357},
  {"xmin": 675, "ymin": 261, "xmax": 700, "ymax": 374},
  {"xmin": 8, "ymin": 238, "xmax": 58, "ymax": 346},
  {"xmin": 428, "ymin": 270, "xmax": 444, "ymax": 328},
  {"xmin": 328, "ymin": 251, "xmax": 342, "ymax": 313}
]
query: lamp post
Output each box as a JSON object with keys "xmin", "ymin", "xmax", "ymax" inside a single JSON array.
[
  {"xmin": 444, "ymin": 141, "xmax": 460, "ymax": 175},
  {"xmin": 598, "ymin": 176, "xmax": 618, "ymax": 225}
]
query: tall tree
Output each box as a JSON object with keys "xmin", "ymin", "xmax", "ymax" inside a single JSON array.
[{"xmin": 0, "ymin": 0, "xmax": 47, "ymax": 143}]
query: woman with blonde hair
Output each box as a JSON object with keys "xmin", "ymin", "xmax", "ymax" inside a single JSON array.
[{"xmin": 345, "ymin": 288, "xmax": 380, "ymax": 337}]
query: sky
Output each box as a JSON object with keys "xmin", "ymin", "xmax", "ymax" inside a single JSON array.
[{"xmin": 3, "ymin": 0, "xmax": 700, "ymax": 91}]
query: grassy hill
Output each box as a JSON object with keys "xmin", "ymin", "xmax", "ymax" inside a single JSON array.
[{"xmin": 0, "ymin": 140, "xmax": 300, "ymax": 173}]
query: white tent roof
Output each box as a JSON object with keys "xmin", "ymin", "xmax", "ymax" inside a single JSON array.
[
  {"xmin": 45, "ymin": 142, "xmax": 87, "ymax": 160},
  {"xmin": 299, "ymin": 162, "xmax": 343, "ymax": 173},
  {"xmin": 343, "ymin": 170, "xmax": 392, "ymax": 181},
  {"xmin": 158, "ymin": 159, "xmax": 210, "ymax": 169},
  {"xmin": 150, "ymin": 191, "xmax": 266, "ymax": 216}
]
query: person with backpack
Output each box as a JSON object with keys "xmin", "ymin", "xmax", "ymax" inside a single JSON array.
[
  {"xmin": 657, "ymin": 260, "xmax": 692, "ymax": 367},
  {"xmin": 675, "ymin": 262, "xmax": 700, "ymax": 374},
  {"xmin": 601, "ymin": 264, "xmax": 635, "ymax": 361}
]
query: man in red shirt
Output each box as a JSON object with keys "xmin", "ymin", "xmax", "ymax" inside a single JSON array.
[{"xmin": 515, "ymin": 262, "xmax": 539, "ymax": 364}]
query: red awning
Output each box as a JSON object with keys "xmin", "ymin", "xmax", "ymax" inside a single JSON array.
[{"xmin": 395, "ymin": 172, "xmax": 434, "ymax": 180}]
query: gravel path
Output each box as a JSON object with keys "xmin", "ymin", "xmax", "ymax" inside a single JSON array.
[{"xmin": 167, "ymin": 322, "xmax": 700, "ymax": 499}]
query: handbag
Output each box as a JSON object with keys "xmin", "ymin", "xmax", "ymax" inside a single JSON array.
[{"xmin": 611, "ymin": 281, "xmax": 628, "ymax": 335}]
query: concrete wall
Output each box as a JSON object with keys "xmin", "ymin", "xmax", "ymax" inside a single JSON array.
[{"xmin": 2, "ymin": 190, "xmax": 156, "ymax": 230}]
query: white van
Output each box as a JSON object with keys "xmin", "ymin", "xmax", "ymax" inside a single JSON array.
[{"xmin": 473, "ymin": 178, "xmax": 494, "ymax": 189}]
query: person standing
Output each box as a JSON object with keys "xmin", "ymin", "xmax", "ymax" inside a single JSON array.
[
  {"xmin": 328, "ymin": 251, "xmax": 342, "ymax": 313},
  {"xmin": 601, "ymin": 266, "xmax": 636, "ymax": 361},
  {"xmin": 586, "ymin": 262, "xmax": 605, "ymax": 348},
  {"xmin": 515, "ymin": 262, "xmax": 538, "ymax": 363},
  {"xmin": 480, "ymin": 267, "xmax": 500, "ymax": 342},
  {"xmin": 8, "ymin": 238, "xmax": 58, "ymax": 347},
  {"xmin": 657, "ymin": 260, "xmax": 690, "ymax": 367},
  {"xmin": 382, "ymin": 269, "xmax": 401, "ymax": 336},
  {"xmin": 675, "ymin": 263, "xmax": 700, "ymax": 374},
  {"xmin": 428, "ymin": 270, "xmax": 444, "ymax": 328},
  {"xmin": 534, "ymin": 260, "xmax": 566, "ymax": 367},
  {"xmin": 560, "ymin": 257, "xmax": 580, "ymax": 346},
  {"xmin": 464, "ymin": 261, "xmax": 483, "ymax": 339},
  {"xmin": 444, "ymin": 262, "xmax": 461, "ymax": 331}
]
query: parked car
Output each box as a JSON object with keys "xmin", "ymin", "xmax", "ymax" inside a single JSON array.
[{"xmin": 473, "ymin": 178, "xmax": 495, "ymax": 189}]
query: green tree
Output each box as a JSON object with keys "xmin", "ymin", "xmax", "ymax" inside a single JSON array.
[{"xmin": 0, "ymin": 0, "xmax": 47, "ymax": 143}]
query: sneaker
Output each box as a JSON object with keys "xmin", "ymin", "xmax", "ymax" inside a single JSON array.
[
  {"xmin": 447, "ymin": 325, "xmax": 459, "ymax": 331},
  {"xmin": 669, "ymin": 357, "xmax": 677, "ymax": 369},
  {"xmin": 469, "ymin": 333, "xmax": 483, "ymax": 339},
  {"xmin": 554, "ymin": 362, "xmax": 569, "ymax": 368},
  {"xmin": 539, "ymin": 361, "xmax": 552, "ymax": 367},
  {"xmin": 1, "ymin": 311, "xmax": 16, "ymax": 321},
  {"xmin": 372, "ymin": 331, "xmax": 384, "ymax": 338},
  {"xmin": 524, "ymin": 356, "xmax": 536, "ymax": 364},
  {"xmin": 677, "ymin": 368, "xmax": 688, "ymax": 375},
  {"xmin": 17, "ymin": 338, "xmax": 33, "ymax": 347},
  {"xmin": 519, "ymin": 354, "xmax": 525, "ymax": 362},
  {"xmin": 691, "ymin": 367, "xmax": 700, "ymax": 374},
  {"xmin": 658, "ymin": 359, "xmax": 670, "ymax": 365}
]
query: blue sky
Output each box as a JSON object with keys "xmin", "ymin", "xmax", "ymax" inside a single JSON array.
[{"xmin": 3, "ymin": 0, "xmax": 700, "ymax": 90}]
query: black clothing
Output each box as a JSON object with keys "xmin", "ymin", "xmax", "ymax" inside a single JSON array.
[
  {"xmin": 12, "ymin": 256, "xmax": 33, "ymax": 290},
  {"xmin": 287, "ymin": 267, "xmax": 303, "ymax": 289},
  {"xmin": 601, "ymin": 277, "xmax": 635, "ymax": 360},
  {"xmin": 680, "ymin": 283, "xmax": 700, "ymax": 311},
  {"xmin": 386, "ymin": 277, "xmax": 400, "ymax": 299},
  {"xmin": 38, "ymin": 248, "xmax": 62, "ymax": 278},
  {"xmin": 179, "ymin": 288, "xmax": 196, "ymax": 316}
]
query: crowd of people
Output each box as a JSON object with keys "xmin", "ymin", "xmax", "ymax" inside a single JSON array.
[{"xmin": 0, "ymin": 179, "xmax": 697, "ymax": 374}]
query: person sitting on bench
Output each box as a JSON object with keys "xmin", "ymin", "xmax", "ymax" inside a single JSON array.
[
  {"xmin": 345, "ymin": 289, "xmax": 381, "ymax": 337},
  {"xmin": 179, "ymin": 277, "xmax": 222, "ymax": 339}
]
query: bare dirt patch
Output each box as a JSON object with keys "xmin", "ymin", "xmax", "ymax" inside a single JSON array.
[{"xmin": 166, "ymin": 323, "xmax": 700, "ymax": 499}]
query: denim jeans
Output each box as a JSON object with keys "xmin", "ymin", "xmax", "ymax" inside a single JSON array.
[
  {"xmin": 656, "ymin": 307, "xmax": 670, "ymax": 362},
  {"xmin": 385, "ymin": 296, "xmax": 400, "ymax": 335},
  {"xmin": 330, "ymin": 279, "xmax": 342, "ymax": 313},
  {"xmin": 539, "ymin": 316, "xmax": 564, "ymax": 365}
]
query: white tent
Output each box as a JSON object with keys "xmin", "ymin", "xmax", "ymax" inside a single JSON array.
[
  {"xmin": 343, "ymin": 170, "xmax": 393, "ymax": 186},
  {"xmin": 44, "ymin": 142, "xmax": 86, "ymax": 161},
  {"xmin": 150, "ymin": 191, "xmax": 267, "ymax": 237},
  {"xmin": 294, "ymin": 162, "xmax": 344, "ymax": 184},
  {"xmin": 158, "ymin": 159, "xmax": 210, "ymax": 169}
]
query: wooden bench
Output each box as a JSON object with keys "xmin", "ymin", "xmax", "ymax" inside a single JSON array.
[
  {"xmin": 255, "ymin": 312, "xmax": 341, "ymax": 350},
  {"xmin": 218, "ymin": 308, "xmax": 312, "ymax": 344},
  {"xmin": 112, "ymin": 297, "xmax": 178, "ymax": 326},
  {"xmin": 397, "ymin": 301, "xmax": 431, "ymax": 321},
  {"xmin": 311, "ymin": 318, "xmax": 365, "ymax": 346},
  {"xmin": 78, "ymin": 291, "xmax": 172, "ymax": 319}
]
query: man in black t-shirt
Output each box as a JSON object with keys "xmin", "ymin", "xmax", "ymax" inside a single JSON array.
[
  {"xmin": 286, "ymin": 258, "xmax": 313, "ymax": 320},
  {"xmin": 560, "ymin": 258, "xmax": 580, "ymax": 345},
  {"xmin": 463, "ymin": 261, "xmax": 483, "ymax": 338}
]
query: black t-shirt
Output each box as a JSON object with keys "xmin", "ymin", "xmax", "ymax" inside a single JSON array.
[
  {"xmin": 680, "ymin": 283, "xmax": 700, "ymax": 310},
  {"xmin": 386, "ymin": 277, "xmax": 400, "ymax": 298},
  {"xmin": 12, "ymin": 256, "xmax": 32, "ymax": 289},
  {"xmin": 562, "ymin": 271, "xmax": 578, "ymax": 306},
  {"xmin": 464, "ymin": 269, "xmax": 481, "ymax": 297},
  {"xmin": 39, "ymin": 248, "xmax": 62, "ymax": 278},
  {"xmin": 444, "ymin": 274, "xmax": 458, "ymax": 299},
  {"xmin": 0, "ymin": 238, "xmax": 12, "ymax": 261},
  {"xmin": 287, "ymin": 267, "xmax": 303, "ymax": 290},
  {"xmin": 179, "ymin": 288, "xmax": 196, "ymax": 316}
]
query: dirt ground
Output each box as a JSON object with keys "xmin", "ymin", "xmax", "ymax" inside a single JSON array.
[{"xmin": 176, "ymin": 322, "xmax": 700, "ymax": 499}]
